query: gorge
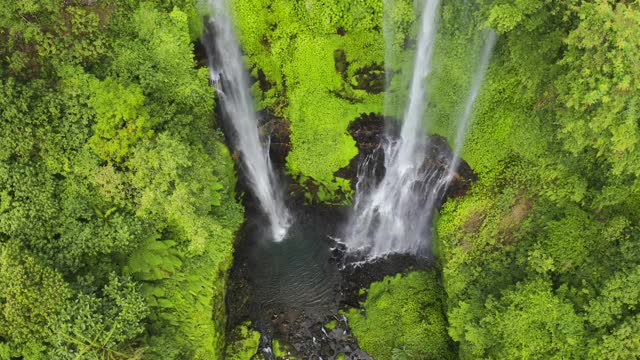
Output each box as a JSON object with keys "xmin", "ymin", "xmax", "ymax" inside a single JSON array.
[
  {"xmin": 1, "ymin": 0, "xmax": 639, "ymax": 359},
  {"xmin": 213, "ymin": 0, "xmax": 495, "ymax": 357}
]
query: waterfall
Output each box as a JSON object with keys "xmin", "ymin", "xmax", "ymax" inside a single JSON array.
[
  {"xmin": 445, "ymin": 30, "xmax": 497, "ymax": 185},
  {"xmin": 346, "ymin": 2, "xmax": 497, "ymax": 258},
  {"xmin": 203, "ymin": 0, "xmax": 291, "ymax": 241},
  {"xmin": 383, "ymin": 0, "xmax": 396, "ymax": 116},
  {"xmin": 346, "ymin": 0, "xmax": 441, "ymax": 257}
]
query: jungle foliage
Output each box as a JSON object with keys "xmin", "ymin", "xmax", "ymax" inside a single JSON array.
[
  {"xmin": 345, "ymin": 271, "xmax": 454, "ymax": 360},
  {"xmin": 433, "ymin": 1, "xmax": 640, "ymax": 359},
  {"xmin": 2, "ymin": 0, "xmax": 640, "ymax": 359},
  {"xmin": 0, "ymin": 0, "xmax": 243, "ymax": 359},
  {"xmin": 232, "ymin": 0, "xmax": 640, "ymax": 358},
  {"xmin": 231, "ymin": 0, "xmax": 395, "ymax": 203}
]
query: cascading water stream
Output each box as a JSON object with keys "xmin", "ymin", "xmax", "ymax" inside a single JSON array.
[
  {"xmin": 346, "ymin": 0, "xmax": 441, "ymax": 257},
  {"xmin": 204, "ymin": 0, "xmax": 291, "ymax": 241},
  {"xmin": 444, "ymin": 30, "xmax": 497, "ymax": 184},
  {"xmin": 417, "ymin": 30, "xmax": 497, "ymax": 219},
  {"xmin": 346, "ymin": 3, "xmax": 497, "ymax": 258}
]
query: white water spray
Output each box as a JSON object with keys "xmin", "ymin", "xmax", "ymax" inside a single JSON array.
[
  {"xmin": 346, "ymin": 0, "xmax": 441, "ymax": 257},
  {"xmin": 346, "ymin": 3, "xmax": 497, "ymax": 258},
  {"xmin": 204, "ymin": 0, "xmax": 291, "ymax": 241}
]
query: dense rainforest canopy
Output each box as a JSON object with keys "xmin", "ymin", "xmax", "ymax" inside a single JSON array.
[
  {"xmin": 0, "ymin": 1, "xmax": 244, "ymax": 358},
  {"xmin": 1, "ymin": 0, "xmax": 640, "ymax": 359}
]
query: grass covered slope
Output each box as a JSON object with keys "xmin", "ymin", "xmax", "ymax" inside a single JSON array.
[
  {"xmin": 345, "ymin": 271, "xmax": 454, "ymax": 360},
  {"xmin": 0, "ymin": 1, "xmax": 242, "ymax": 358}
]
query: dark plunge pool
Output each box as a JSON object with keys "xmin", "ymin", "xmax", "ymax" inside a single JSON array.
[
  {"xmin": 227, "ymin": 205, "xmax": 375, "ymax": 359},
  {"xmin": 226, "ymin": 204, "xmax": 430, "ymax": 359},
  {"xmin": 243, "ymin": 212, "xmax": 341, "ymax": 313}
]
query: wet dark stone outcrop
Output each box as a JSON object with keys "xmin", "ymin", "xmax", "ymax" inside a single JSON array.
[
  {"xmin": 333, "ymin": 48, "xmax": 385, "ymax": 96},
  {"xmin": 335, "ymin": 113, "xmax": 386, "ymax": 183},
  {"xmin": 339, "ymin": 253, "xmax": 433, "ymax": 308},
  {"xmin": 336, "ymin": 112, "xmax": 477, "ymax": 199},
  {"xmin": 193, "ymin": 39, "xmax": 208, "ymax": 68},
  {"xmin": 259, "ymin": 116, "xmax": 291, "ymax": 169},
  {"xmin": 352, "ymin": 65, "xmax": 385, "ymax": 94}
]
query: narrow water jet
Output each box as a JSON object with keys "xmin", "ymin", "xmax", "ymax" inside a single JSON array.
[
  {"xmin": 418, "ymin": 30, "xmax": 497, "ymax": 218},
  {"xmin": 444, "ymin": 30, "xmax": 497, "ymax": 184},
  {"xmin": 346, "ymin": 0, "xmax": 441, "ymax": 258},
  {"xmin": 203, "ymin": 0, "xmax": 291, "ymax": 241}
]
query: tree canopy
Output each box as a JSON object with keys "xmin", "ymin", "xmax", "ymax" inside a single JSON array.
[{"xmin": 0, "ymin": 1, "xmax": 242, "ymax": 358}]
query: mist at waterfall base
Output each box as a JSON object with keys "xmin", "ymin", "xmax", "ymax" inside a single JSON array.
[
  {"xmin": 345, "ymin": 0, "xmax": 497, "ymax": 259},
  {"xmin": 345, "ymin": 0, "xmax": 441, "ymax": 258},
  {"xmin": 203, "ymin": 0, "xmax": 291, "ymax": 241}
]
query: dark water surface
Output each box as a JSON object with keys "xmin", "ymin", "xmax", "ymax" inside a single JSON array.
[
  {"xmin": 227, "ymin": 205, "xmax": 429, "ymax": 359},
  {"xmin": 244, "ymin": 212, "xmax": 341, "ymax": 313},
  {"xmin": 227, "ymin": 207, "xmax": 371, "ymax": 359}
]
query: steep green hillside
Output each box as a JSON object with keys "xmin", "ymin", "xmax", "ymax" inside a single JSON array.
[{"xmin": 435, "ymin": 2, "xmax": 640, "ymax": 359}]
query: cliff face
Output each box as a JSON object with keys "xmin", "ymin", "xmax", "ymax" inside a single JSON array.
[{"xmin": 259, "ymin": 111, "xmax": 475, "ymax": 207}]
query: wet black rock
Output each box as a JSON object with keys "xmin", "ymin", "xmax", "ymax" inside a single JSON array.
[
  {"xmin": 259, "ymin": 116, "xmax": 291, "ymax": 169},
  {"xmin": 336, "ymin": 112, "xmax": 477, "ymax": 199}
]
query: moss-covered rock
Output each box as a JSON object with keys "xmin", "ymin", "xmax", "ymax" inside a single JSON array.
[
  {"xmin": 345, "ymin": 271, "xmax": 454, "ymax": 359},
  {"xmin": 225, "ymin": 322, "xmax": 261, "ymax": 360}
]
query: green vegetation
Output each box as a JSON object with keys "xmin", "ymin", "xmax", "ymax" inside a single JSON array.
[
  {"xmin": 231, "ymin": 0, "xmax": 412, "ymax": 203},
  {"xmin": 3, "ymin": 0, "xmax": 640, "ymax": 359},
  {"xmin": 271, "ymin": 338, "xmax": 289, "ymax": 358},
  {"xmin": 345, "ymin": 271, "xmax": 454, "ymax": 359},
  {"xmin": 434, "ymin": 1, "xmax": 640, "ymax": 359},
  {"xmin": 0, "ymin": 0, "xmax": 242, "ymax": 358},
  {"xmin": 224, "ymin": 322, "xmax": 261, "ymax": 360},
  {"xmin": 324, "ymin": 319, "xmax": 338, "ymax": 330}
]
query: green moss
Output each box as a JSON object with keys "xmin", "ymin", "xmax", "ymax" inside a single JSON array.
[
  {"xmin": 282, "ymin": 34, "xmax": 383, "ymax": 196},
  {"xmin": 225, "ymin": 322, "xmax": 261, "ymax": 360},
  {"xmin": 324, "ymin": 320, "xmax": 338, "ymax": 330},
  {"xmin": 232, "ymin": 0, "xmax": 389, "ymax": 203},
  {"xmin": 345, "ymin": 271, "xmax": 454, "ymax": 360},
  {"xmin": 271, "ymin": 338, "xmax": 288, "ymax": 358}
]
